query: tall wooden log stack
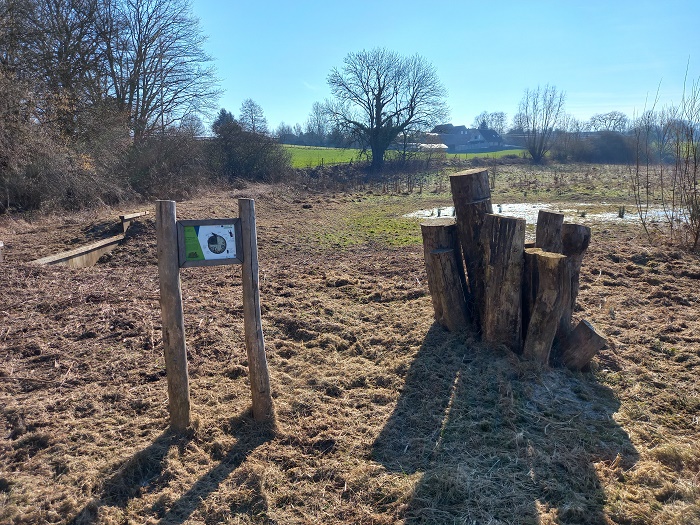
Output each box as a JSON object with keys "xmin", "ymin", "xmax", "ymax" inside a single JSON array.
[{"xmin": 421, "ymin": 168, "xmax": 606, "ymax": 371}]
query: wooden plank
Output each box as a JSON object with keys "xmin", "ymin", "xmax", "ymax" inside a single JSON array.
[
  {"xmin": 156, "ymin": 200, "xmax": 191, "ymax": 432},
  {"xmin": 239, "ymin": 198, "xmax": 274, "ymax": 423},
  {"xmin": 120, "ymin": 211, "xmax": 148, "ymax": 232},
  {"xmin": 32, "ymin": 234, "xmax": 125, "ymax": 268}
]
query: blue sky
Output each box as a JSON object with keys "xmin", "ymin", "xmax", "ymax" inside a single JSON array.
[{"xmin": 191, "ymin": 0, "xmax": 699, "ymax": 132}]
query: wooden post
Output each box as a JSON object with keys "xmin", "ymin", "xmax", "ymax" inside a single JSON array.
[
  {"xmin": 450, "ymin": 168, "xmax": 493, "ymax": 327},
  {"xmin": 557, "ymin": 319, "xmax": 607, "ymax": 370},
  {"xmin": 428, "ymin": 249, "xmax": 471, "ymax": 331},
  {"xmin": 239, "ymin": 198, "xmax": 274, "ymax": 422},
  {"xmin": 556, "ymin": 223, "xmax": 592, "ymax": 339},
  {"xmin": 535, "ymin": 210, "xmax": 564, "ymax": 253},
  {"xmin": 479, "ymin": 213, "xmax": 525, "ymax": 352},
  {"xmin": 522, "ymin": 248, "xmax": 570, "ymax": 364},
  {"xmin": 420, "ymin": 218, "xmax": 469, "ymax": 325},
  {"xmin": 156, "ymin": 200, "xmax": 191, "ymax": 432}
]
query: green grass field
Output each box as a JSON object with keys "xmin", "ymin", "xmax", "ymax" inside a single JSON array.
[
  {"xmin": 283, "ymin": 145, "xmax": 361, "ymax": 168},
  {"xmin": 284, "ymin": 145, "xmax": 526, "ymax": 168}
]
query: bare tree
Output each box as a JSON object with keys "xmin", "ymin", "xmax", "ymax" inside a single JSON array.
[
  {"xmin": 473, "ymin": 111, "xmax": 507, "ymax": 135},
  {"xmin": 326, "ymin": 47, "xmax": 448, "ymax": 172},
  {"xmin": 239, "ymin": 98, "xmax": 268, "ymax": 134},
  {"xmin": 98, "ymin": 0, "xmax": 219, "ymax": 141},
  {"xmin": 305, "ymin": 101, "xmax": 329, "ymax": 145},
  {"xmin": 513, "ymin": 85, "xmax": 565, "ymax": 163},
  {"xmin": 588, "ymin": 110, "xmax": 629, "ymax": 133}
]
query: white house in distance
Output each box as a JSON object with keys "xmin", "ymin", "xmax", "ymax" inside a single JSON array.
[{"xmin": 427, "ymin": 124, "xmax": 504, "ymax": 153}]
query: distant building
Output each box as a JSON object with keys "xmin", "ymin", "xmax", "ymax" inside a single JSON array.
[{"xmin": 428, "ymin": 124, "xmax": 504, "ymax": 153}]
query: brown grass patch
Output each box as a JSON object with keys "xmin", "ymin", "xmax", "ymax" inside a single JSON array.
[{"xmin": 1, "ymin": 170, "xmax": 699, "ymax": 523}]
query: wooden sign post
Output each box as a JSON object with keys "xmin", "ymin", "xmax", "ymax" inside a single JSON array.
[
  {"xmin": 156, "ymin": 198, "xmax": 273, "ymax": 431},
  {"xmin": 156, "ymin": 200, "xmax": 191, "ymax": 432}
]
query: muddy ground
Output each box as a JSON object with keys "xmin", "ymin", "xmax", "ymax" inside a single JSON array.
[{"xmin": 1, "ymin": 178, "xmax": 699, "ymax": 524}]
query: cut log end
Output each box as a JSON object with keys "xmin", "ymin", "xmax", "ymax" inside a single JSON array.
[{"xmin": 556, "ymin": 320, "xmax": 607, "ymax": 371}]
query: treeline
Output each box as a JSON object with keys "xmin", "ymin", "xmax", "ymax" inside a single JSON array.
[{"xmin": 0, "ymin": 0, "xmax": 294, "ymax": 214}]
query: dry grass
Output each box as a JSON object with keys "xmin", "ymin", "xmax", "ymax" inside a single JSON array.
[{"xmin": 1, "ymin": 169, "xmax": 699, "ymax": 524}]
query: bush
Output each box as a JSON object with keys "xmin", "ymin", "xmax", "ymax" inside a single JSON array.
[{"xmin": 120, "ymin": 131, "xmax": 212, "ymax": 200}]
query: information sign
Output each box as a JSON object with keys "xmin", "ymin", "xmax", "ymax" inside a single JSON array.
[{"xmin": 176, "ymin": 218, "xmax": 243, "ymax": 267}]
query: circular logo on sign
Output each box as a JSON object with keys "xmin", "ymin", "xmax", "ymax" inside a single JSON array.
[{"xmin": 207, "ymin": 233, "xmax": 227, "ymax": 254}]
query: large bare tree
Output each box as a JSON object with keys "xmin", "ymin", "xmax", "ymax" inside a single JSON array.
[
  {"xmin": 513, "ymin": 84, "xmax": 565, "ymax": 163},
  {"xmin": 326, "ymin": 48, "xmax": 447, "ymax": 172},
  {"xmin": 98, "ymin": 0, "xmax": 218, "ymax": 141}
]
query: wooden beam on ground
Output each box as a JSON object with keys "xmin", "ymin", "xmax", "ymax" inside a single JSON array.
[
  {"xmin": 120, "ymin": 211, "xmax": 149, "ymax": 232},
  {"xmin": 31, "ymin": 234, "xmax": 125, "ymax": 268}
]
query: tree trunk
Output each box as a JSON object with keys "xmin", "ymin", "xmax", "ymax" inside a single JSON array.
[
  {"xmin": 535, "ymin": 210, "xmax": 564, "ymax": 253},
  {"xmin": 428, "ymin": 249, "xmax": 471, "ymax": 332},
  {"xmin": 421, "ymin": 219, "xmax": 469, "ymax": 323},
  {"xmin": 522, "ymin": 248, "xmax": 570, "ymax": 364},
  {"xmin": 556, "ymin": 223, "xmax": 592, "ymax": 340},
  {"xmin": 557, "ymin": 319, "xmax": 607, "ymax": 371},
  {"xmin": 479, "ymin": 213, "xmax": 525, "ymax": 352},
  {"xmin": 449, "ymin": 168, "xmax": 492, "ymax": 327}
]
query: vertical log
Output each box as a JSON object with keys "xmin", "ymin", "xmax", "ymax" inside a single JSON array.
[
  {"xmin": 557, "ymin": 320, "xmax": 607, "ymax": 370},
  {"xmin": 429, "ymin": 249, "xmax": 471, "ymax": 331},
  {"xmin": 449, "ymin": 168, "xmax": 492, "ymax": 327},
  {"xmin": 420, "ymin": 218, "xmax": 468, "ymax": 323},
  {"xmin": 479, "ymin": 214, "xmax": 525, "ymax": 352},
  {"xmin": 556, "ymin": 223, "xmax": 592, "ymax": 339},
  {"xmin": 535, "ymin": 210, "xmax": 564, "ymax": 253},
  {"xmin": 156, "ymin": 200, "xmax": 191, "ymax": 432},
  {"xmin": 239, "ymin": 198, "xmax": 274, "ymax": 423},
  {"xmin": 522, "ymin": 248, "xmax": 570, "ymax": 364}
]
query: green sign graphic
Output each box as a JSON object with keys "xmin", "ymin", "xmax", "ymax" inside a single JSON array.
[{"xmin": 183, "ymin": 226, "xmax": 205, "ymax": 262}]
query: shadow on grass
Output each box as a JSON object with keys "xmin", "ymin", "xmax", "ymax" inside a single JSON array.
[
  {"xmin": 69, "ymin": 413, "xmax": 274, "ymax": 525},
  {"xmin": 373, "ymin": 323, "xmax": 638, "ymax": 524}
]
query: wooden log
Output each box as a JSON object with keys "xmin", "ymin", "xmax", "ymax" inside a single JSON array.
[
  {"xmin": 556, "ymin": 223, "xmax": 592, "ymax": 339},
  {"xmin": 420, "ymin": 218, "xmax": 469, "ymax": 323},
  {"xmin": 428, "ymin": 249, "xmax": 471, "ymax": 331},
  {"xmin": 557, "ymin": 319, "xmax": 607, "ymax": 370},
  {"xmin": 239, "ymin": 198, "xmax": 275, "ymax": 423},
  {"xmin": 479, "ymin": 213, "xmax": 525, "ymax": 352},
  {"xmin": 522, "ymin": 248, "xmax": 570, "ymax": 364},
  {"xmin": 449, "ymin": 168, "xmax": 492, "ymax": 327},
  {"xmin": 156, "ymin": 200, "xmax": 191, "ymax": 432},
  {"xmin": 535, "ymin": 210, "xmax": 564, "ymax": 253}
]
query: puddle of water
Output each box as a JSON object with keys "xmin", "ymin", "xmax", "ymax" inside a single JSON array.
[{"xmin": 406, "ymin": 203, "xmax": 670, "ymax": 226}]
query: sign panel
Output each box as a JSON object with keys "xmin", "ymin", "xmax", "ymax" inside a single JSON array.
[{"xmin": 177, "ymin": 219, "xmax": 243, "ymax": 267}]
